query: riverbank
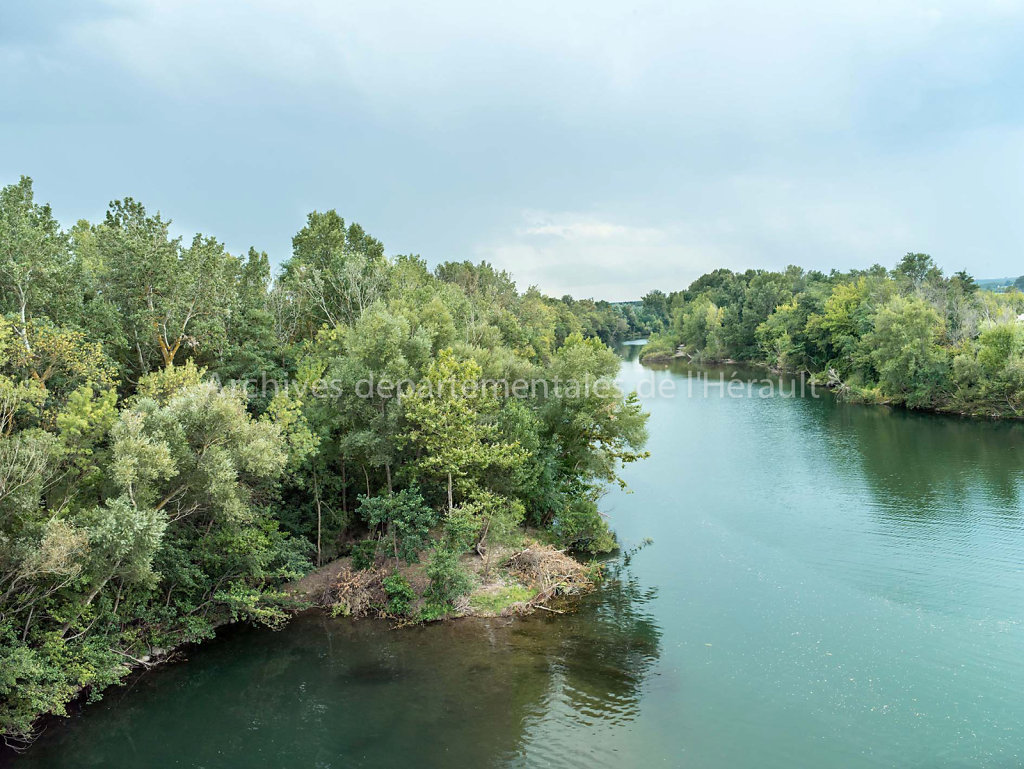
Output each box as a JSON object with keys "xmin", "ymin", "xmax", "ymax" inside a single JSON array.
[
  {"xmin": 636, "ymin": 346, "xmax": 1024, "ymax": 420},
  {"xmin": 0, "ymin": 539, "xmax": 595, "ymax": 756},
  {"xmin": 286, "ymin": 539, "xmax": 596, "ymax": 620}
]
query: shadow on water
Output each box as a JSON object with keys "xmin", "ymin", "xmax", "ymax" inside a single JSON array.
[{"xmin": 11, "ymin": 563, "xmax": 661, "ymax": 769}]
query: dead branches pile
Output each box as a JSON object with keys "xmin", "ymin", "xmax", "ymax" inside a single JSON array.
[
  {"xmin": 319, "ymin": 565, "xmax": 389, "ymax": 618},
  {"xmin": 507, "ymin": 544, "xmax": 594, "ymax": 607}
]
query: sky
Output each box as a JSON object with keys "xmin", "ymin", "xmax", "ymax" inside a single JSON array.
[{"xmin": 3, "ymin": 0, "xmax": 1024, "ymax": 301}]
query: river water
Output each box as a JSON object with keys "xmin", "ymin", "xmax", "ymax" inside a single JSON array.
[{"xmin": 15, "ymin": 342, "xmax": 1024, "ymax": 768}]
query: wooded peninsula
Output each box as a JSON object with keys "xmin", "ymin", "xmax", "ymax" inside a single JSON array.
[{"xmin": 0, "ymin": 177, "xmax": 649, "ymax": 746}]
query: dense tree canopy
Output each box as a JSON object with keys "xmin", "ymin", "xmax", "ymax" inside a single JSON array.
[{"xmin": 639, "ymin": 253, "xmax": 1024, "ymax": 416}]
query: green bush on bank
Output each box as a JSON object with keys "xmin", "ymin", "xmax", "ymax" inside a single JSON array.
[
  {"xmin": 638, "ymin": 333, "xmax": 677, "ymax": 361},
  {"xmin": 382, "ymin": 573, "xmax": 417, "ymax": 616}
]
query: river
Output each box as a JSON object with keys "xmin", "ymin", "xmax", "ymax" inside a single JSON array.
[{"xmin": 14, "ymin": 342, "xmax": 1024, "ymax": 768}]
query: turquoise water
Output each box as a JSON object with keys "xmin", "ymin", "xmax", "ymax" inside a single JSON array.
[{"xmin": 14, "ymin": 343, "xmax": 1024, "ymax": 768}]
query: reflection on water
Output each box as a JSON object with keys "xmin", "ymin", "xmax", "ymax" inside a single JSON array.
[
  {"xmin": 829, "ymin": 405, "xmax": 1024, "ymax": 513},
  {"xmin": 12, "ymin": 568, "xmax": 661, "ymax": 769}
]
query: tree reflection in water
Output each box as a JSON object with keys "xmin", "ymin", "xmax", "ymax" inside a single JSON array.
[{"xmin": 13, "ymin": 559, "xmax": 661, "ymax": 769}]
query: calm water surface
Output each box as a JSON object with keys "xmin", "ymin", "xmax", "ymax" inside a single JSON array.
[{"xmin": 15, "ymin": 343, "xmax": 1024, "ymax": 768}]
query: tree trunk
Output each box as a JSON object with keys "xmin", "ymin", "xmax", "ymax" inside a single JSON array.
[
  {"xmin": 16, "ymin": 289, "xmax": 30, "ymax": 353},
  {"xmin": 313, "ymin": 468, "xmax": 323, "ymax": 567},
  {"xmin": 60, "ymin": 569, "xmax": 115, "ymax": 637},
  {"xmin": 340, "ymin": 461, "xmax": 347, "ymax": 514},
  {"xmin": 447, "ymin": 472, "xmax": 453, "ymax": 513}
]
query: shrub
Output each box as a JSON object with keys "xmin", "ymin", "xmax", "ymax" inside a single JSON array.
[
  {"xmin": 350, "ymin": 539, "xmax": 378, "ymax": 571},
  {"xmin": 357, "ymin": 486, "xmax": 436, "ymax": 564},
  {"xmin": 638, "ymin": 333, "xmax": 677, "ymax": 362},
  {"xmin": 424, "ymin": 548, "xmax": 473, "ymax": 610},
  {"xmin": 416, "ymin": 602, "xmax": 449, "ymax": 623},
  {"xmin": 382, "ymin": 573, "xmax": 416, "ymax": 616},
  {"xmin": 552, "ymin": 496, "xmax": 617, "ymax": 554}
]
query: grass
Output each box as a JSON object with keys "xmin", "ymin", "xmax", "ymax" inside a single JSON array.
[{"xmin": 468, "ymin": 583, "xmax": 536, "ymax": 614}]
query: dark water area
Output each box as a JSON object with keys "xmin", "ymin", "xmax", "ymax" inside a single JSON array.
[
  {"xmin": 11, "ymin": 575, "xmax": 659, "ymax": 769},
  {"xmin": 14, "ymin": 342, "xmax": 1024, "ymax": 768}
]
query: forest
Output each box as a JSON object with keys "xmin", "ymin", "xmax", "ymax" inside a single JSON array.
[
  {"xmin": 637, "ymin": 255, "xmax": 1024, "ymax": 416},
  {"xmin": 0, "ymin": 177, "xmax": 649, "ymax": 745}
]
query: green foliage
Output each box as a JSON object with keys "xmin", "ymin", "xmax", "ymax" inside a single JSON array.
[
  {"xmin": 863, "ymin": 296, "xmax": 948, "ymax": 406},
  {"xmin": 94, "ymin": 199, "xmax": 241, "ymax": 377},
  {"xmin": 454, "ymin": 490, "xmax": 525, "ymax": 574},
  {"xmin": 541, "ymin": 334, "xmax": 650, "ymax": 492},
  {"xmin": 382, "ymin": 572, "xmax": 416, "ymax": 616},
  {"xmin": 350, "ymin": 540, "xmax": 379, "ymax": 571},
  {"xmin": 133, "ymin": 360, "xmax": 206, "ymax": 404},
  {"xmin": 358, "ymin": 486, "xmax": 436, "ymax": 564},
  {"xmin": 552, "ymin": 493, "xmax": 618, "ymax": 554},
  {"xmin": 638, "ymin": 334, "xmax": 676, "ymax": 361},
  {"xmin": 441, "ymin": 505, "xmax": 483, "ymax": 553},
  {"xmin": 401, "ymin": 349, "xmax": 526, "ymax": 512},
  {"xmin": 424, "ymin": 548, "xmax": 473, "ymax": 612},
  {"xmin": 977, "ymin": 322, "xmax": 1024, "ymax": 376},
  {"xmin": 0, "ymin": 177, "xmax": 77, "ymax": 347},
  {"xmin": 415, "ymin": 602, "xmax": 450, "ymax": 623},
  {"xmin": 649, "ymin": 257, "xmax": 1024, "ymax": 416}
]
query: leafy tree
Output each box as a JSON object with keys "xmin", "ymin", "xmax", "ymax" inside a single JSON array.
[
  {"xmin": 279, "ymin": 210, "xmax": 389, "ymax": 331},
  {"xmin": 357, "ymin": 486, "xmax": 436, "ymax": 564},
  {"xmin": 93, "ymin": 200, "xmax": 238, "ymax": 376},
  {"xmin": 640, "ymin": 290, "xmax": 670, "ymax": 332},
  {"xmin": 541, "ymin": 334, "xmax": 649, "ymax": 490},
  {"xmin": 863, "ymin": 296, "xmax": 949, "ymax": 406},
  {"xmin": 0, "ymin": 176, "xmax": 663, "ymax": 741},
  {"xmin": 892, "ymin": 252, "xmax": 942, "ymax": 291},
  {"xmin": 401, "ymin": 349, "xmax": 525, "ymax": 512},
  {"xmin": 479, "ymin": 493, "xmax": 525, "ymax": 573},
  {"xmin": 0, "ymin": 178, "xmax": 76, "ymax": 353}
]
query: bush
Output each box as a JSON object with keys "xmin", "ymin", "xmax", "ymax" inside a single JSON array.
[
  {"xmin": 416, "ymin": 602, "xmax": 450, "ymax": 622},
  {"xmin": 638, "ymin": 333, "xmax": 677, "ymax": 362},
  {"xmin": 382, "ymin": 573, "xmax": 416, "ymax": 616},
  {"xmin": 552, "ymin": 496, "xmax": 617, "ymax": 554},
  {"xmin": 357, "ymin": 486, "xmax": 436, "ymax": 564},
  {"xmin": 425, "ymin": 548, "xmax": 473, "ymax": 610},
  {"xmin": 350, "ymin": 539, "xmax": 378, "ymax": 571},
  {"xmin": 441, "ymin": 505, "xmax": 481, "ymax": 552}
]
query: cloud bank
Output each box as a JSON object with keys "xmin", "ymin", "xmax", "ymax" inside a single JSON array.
[{"xmin": 3, "ymin": 0, "xmax": 1024, "ymax": 299}]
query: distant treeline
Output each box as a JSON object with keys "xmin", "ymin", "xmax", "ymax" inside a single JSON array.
[
  {"xmin": 977, "ymin": 276, "xmax": 1024, "ymax": 293},
  {"xmin": 0, "ymin": 177, "xmax": 648, "ymax": 744},
  {"xmin": 636, "ymin": 255, "xmax": 1024, "ymax": 416}
]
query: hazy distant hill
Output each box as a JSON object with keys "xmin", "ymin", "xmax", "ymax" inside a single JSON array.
[{"xmin": 978, "ymin": 277, "xmax": 1018, "ymax": 292}]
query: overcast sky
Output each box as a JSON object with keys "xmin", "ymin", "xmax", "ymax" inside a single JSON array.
[{"xmin": 3, "ymin": 1, "xmax": 1024, "ymax": 300}]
